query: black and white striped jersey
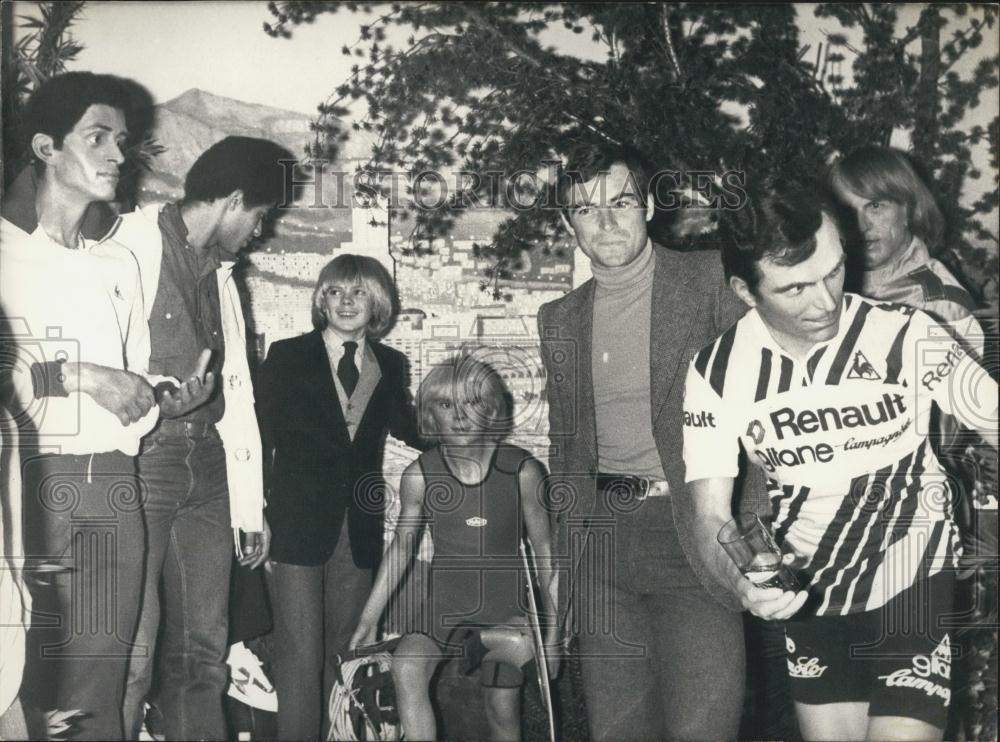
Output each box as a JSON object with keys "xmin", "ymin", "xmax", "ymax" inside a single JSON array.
[{"xmin": 683, "ymin": 293, "xmax": 998, "ymax": 616}]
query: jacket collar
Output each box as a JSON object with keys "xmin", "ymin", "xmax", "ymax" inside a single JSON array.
[
  {"xmin": 860, "ymin": 236, "xmax": 929, "ymax": 295},
  {"xmin": 558, "ymin": 243, "xmax": 706, "ymax": 440},
  {"xmin": 0, "ymin": 166, "xmax": 121, "ymax": 242},
  {"xmin": 306, "ymin": 329, "xmax": 392, "ymax": 445}
]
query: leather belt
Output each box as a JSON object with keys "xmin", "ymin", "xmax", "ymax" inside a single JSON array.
[
  {"xmin": 595, "ymin": 473, "xmax": 670, "ymax": 499},
  {"xmin": 156, "ymin": 418, "xmax": 217, "ymax": 437}
]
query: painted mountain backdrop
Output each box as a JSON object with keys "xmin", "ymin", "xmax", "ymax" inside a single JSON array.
[
  {"xmin": 137, "ymin": 87, "xmax": 371, "ymax": 197},
  {"xmin": 134, "ymin": 89, "xmax": 575, "ymax": 274},
  {"xmin": 134, "ymin": 88, "xmax": 372, "ymax": 255}
]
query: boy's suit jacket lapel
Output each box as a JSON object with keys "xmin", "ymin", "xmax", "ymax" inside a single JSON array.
[
  {"xmin": 306, "ymin": 330, "xmax": 352, "ymax": 446},
  {"xmin": 351, "ymin": 341, "xmax": 385, "ymax": 440},
  {"xmin": 349, "ymin": 342, "xmax": 382, "ymax": 414}
]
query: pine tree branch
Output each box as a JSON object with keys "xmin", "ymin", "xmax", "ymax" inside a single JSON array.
[
  {"xmin": 660, "ymin": 5, "xmax": 684, "ymax": 83},
  {"xmin": 821, "ymin": 29, "xmax": 862, "ymax": 56},
  {"xmin": 936, "ymin": 16, "xmax": 992, "ymax": 79},
  {"xmin": 458, "ymin": 5, "xmax": 619, "ymax": 146}
]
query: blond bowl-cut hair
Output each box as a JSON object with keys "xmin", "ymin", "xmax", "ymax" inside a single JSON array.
[
  {"xmin": 417, "ymin": 354, "xmax": 513, "ymax": 441},
  {"xmin": 311, "ymin": 254, "xmax": 397, "ymax": 338}
]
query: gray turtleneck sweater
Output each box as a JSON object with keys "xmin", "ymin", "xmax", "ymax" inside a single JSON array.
[{"xmin": 590, "ymin": 240, "xmax": 666, "ymax": 480}]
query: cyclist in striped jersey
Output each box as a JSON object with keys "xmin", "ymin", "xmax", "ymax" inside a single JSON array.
[{"xmin": 681, "ymin": 186, "xmax": 997, "ymax": 741}]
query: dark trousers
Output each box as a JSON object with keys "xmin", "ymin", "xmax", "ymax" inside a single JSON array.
[
  {"xmin": 20, "ymin": 451, "xmax": 144, "ymax": 740},
  {"xmin": 570, "ymin": 497, "xmax": 745, "ymax": 741},
  {"xmin": 123, "ymin": 425, "xmax": 233, "ymax": 740},
  {"xmin": 268, "ymin": 520, "xmax": 373, "ymax": 742}
]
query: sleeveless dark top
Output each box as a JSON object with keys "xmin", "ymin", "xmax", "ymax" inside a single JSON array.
[{"xmin": 418, "ymin": 443, "xmax": 529, "ymax": 642}]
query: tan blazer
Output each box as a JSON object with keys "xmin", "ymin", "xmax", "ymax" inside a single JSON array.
[{"xmin": 538, "ymin": 243, "xmax": 769, "ymax": 614}]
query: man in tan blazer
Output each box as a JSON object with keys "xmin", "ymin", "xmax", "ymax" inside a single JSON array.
[{"xmin": 538, "ymin": 143, "xmax": 765, "ymax": 740}]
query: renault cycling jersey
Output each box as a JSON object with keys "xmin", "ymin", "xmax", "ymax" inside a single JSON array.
[{"xmin": 683, "ymin": 294, "xmax": 997, "ymax": 616}]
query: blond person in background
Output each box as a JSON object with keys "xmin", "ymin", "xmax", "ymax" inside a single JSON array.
[{"xmin": 830, "ymin": 146, "xmax": 984, "ymax": 353}]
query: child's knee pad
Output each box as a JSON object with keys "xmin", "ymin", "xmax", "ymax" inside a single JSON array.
[
  {"xmin": 457, "ymin": 629, "xmax": 535, "ymax": 688},
  {"xmin": 458, "ymin": 629, "xmax": 489, "ymax": 676},
  {"xmin": 480, "ymin": 657, "xmax": 536, "ymax": 688}
]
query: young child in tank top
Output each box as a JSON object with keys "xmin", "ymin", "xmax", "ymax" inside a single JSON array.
[{"xmin": 350, "ymin": 355, "xmax": 558, "ymax": 741}]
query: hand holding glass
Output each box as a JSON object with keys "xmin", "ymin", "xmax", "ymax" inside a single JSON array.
[{"xmin": 717, "ymin": 513, "xmax": 799, "ymax": 591}]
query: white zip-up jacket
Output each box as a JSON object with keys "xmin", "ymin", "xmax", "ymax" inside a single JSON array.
[
  {"xmin": 0, "ymin": 218, "xmax": 159, "ymax": 454},
  {"xmin": 116, "ymin": 203, "xmax": 264, "ymax": 533}
]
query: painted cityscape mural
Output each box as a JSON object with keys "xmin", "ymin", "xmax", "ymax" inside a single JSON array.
[{"xmin": 134, "ymin": 89, "xmax": 578, "ymax": 497}]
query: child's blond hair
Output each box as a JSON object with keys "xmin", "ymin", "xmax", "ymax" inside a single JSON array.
[{"xmin": 417, "ymin": 354, "xmax": 512, "ymax": 441}]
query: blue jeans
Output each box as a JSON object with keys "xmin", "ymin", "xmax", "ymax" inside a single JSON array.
[
  {"xmin": 20, "ymin": 451, "xmax": 144, "ymax": 740},
  {"xmin": 123, "ymin": 422, "xmax": 232, "ymax": 740},
  {"xmin": 570, "ymin": 497, "xmax": 745, "ymax": 741},
  {"xmin": 268, "ymin": 520, "xmax": 373, "ymax": 742}
]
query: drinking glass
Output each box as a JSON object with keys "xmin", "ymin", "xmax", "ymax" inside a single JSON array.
[{"xmin": 717, "ymin": 512, "xmax": 799, "ymax": 590}]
